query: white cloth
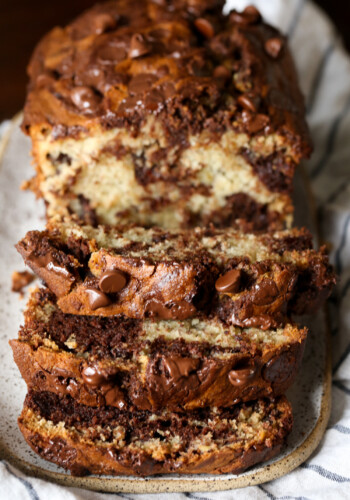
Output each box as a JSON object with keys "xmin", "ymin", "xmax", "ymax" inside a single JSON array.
[{"xmin": 1, "ymin": 0, "xmax": 350, "ymax": 498}]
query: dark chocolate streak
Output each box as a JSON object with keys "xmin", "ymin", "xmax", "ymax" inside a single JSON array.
[
  {"xmin": 241, "ymin": 149, "xmax": 297, "ymax": 194},
  {"xmin": 192, "ymin": 193, "xmax": 284, "ymax": 231},
  {"xmin": 22, "ymin": 1, "xmax": 312, "ymax": 163},
  {"xmin": 24, "ymin": 390, "xmax": 285, "ymax": 441}
]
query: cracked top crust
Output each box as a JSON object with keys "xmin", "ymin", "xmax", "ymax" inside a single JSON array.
[{"xmin": 22, "ymin": 0, "xmax": 311, "ymax": 160}]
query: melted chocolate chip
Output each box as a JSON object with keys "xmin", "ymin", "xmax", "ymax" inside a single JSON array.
[
  {"xmin": 27, "ymin": 253, "xmax": 71, "ymax": 279},
  {"xmin": 228, "ymin": 367, "xmax": 256, "ymax": 387},
  {"xmin": 128, "ymin": 73, "xmax": 158, "ymax": 94},
  {"xmin": 265, "ymin": 37, "xmax": 284, "ymax": 59},
  {"xmin": 242, "ymin": 111, "xmax": 269, "ymax": 134},
  {"xmin": 251, "ymin": 278, "xmax": 279, "ymax": 306},
  {"xmin": 104, "ymin": 387, "xmax": 126, "ymax": 409},
  {"xmin": 145, "ymin": 300, "xmax": 172, "ymax": 319},
  {"xmin": 230, "ymin": 5, "xmax": 261, "ymax": 25},
  {"xmin": 129, "ymin": 33, "xmax": 150, "ymax": 59},
  {"xmin": 147, "ymin": 355, "xmax": 201, "ymax": 401},
  {"xmin": 237, "ymin": 93, "xmax": 259, "ymax": 113},
  {"xmin": 145, "ymin": 89, "xmax": 165, "ymax": 112},
  {"xmin": 85, "ymin": 288, "xmax": 112, "ymax": 310},
  {"xmin": 145, "ymin": 300, "xmax": 195, "ymax": 319},
  {"xmin": 70, "ymin": 86, "xmax": 101, "ymax": 112},
  {"xmin": 99, "ymin": 269, "xmax": 127, "ymax": 293},
  {"xmin": 194, "ymin": 18, "xmax": 215, "ymax": 39},
  {"xmin": 213, "ymin": 65, "xmax": 231, "ymax": 82},
  {"xmin": 163, "ymin": 357, "xmax": 200, "ymax": 382},
  {"xmin": 81, "ymin": 365, "xmax": 106, "ymax": 386},
  {"xmin": 215, "ymin": 269, "xmax": 241, "ymax": 293},
  {"xmin": 46, "ymin": 261, "xmax": 71, "ymax": 278},
  {"xmin": 96, "ymin": 40, "xmax": 127, "ymax": 64},
  {"xmin": 81, "ymin": 364, "xmax": 125, "ymax": 409}
]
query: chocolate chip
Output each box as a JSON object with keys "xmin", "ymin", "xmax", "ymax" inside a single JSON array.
[
  {"xmin": 230, "ymin": 5, "xmax": 261, "ymax": 25},
  {"xmin": 163, "ymin": 357, "xmax": 200, "ymax": 382},
  {"xmin": 81, "ymin": 365, "xmax": 106, "ymax": 386},
  {"xmin": 96, "ymin": 38, "xmax": 128, "ymax": 64},
  {"xmin": 85, "ymin": 288, "xmax": 112, "ymax": 310},
  {"xmin": 77, "ymin": 65, "xmax": 104, "ymax": 89},
  {"xmin": 70, "ymin": 86, "xmax": 101, "ymax": 112},
  {"xmin": 251, "ymin": 278, "xmax": 279, "ymax": 306},
  {"xmin": 213, "ymin": 65, "xmax": 231, "ymax": 82},
  {"xmin": 118, "ymin": 95, "xmax": 140, "ymax": 114},
  {"xmin": 128, "ymin": 73, "xmax": 158, "ymax": 94},
  {"xmin": 104, "ymin": 387, "xmax": 126, "ymax": 409},
  {"xmin": 228, "ymin": 367, "xmax": 256, "ymax": 387},
  {"xmin": 242, "ymin": 111, "xmax": 269, "ymax": 134},
  {"xmin": 194, "ymin": 18, "xmax": 215, "ymax": 39},
  {"xmin": 215, "ymin": 269, "xmax": 241, "ymax": 293},
  {"xmin": 265, "ymin": 37, "xmax": 283, "ymax": 59},
  {"xmin": 66, "ymin": 379, "xmax": 79, "ymax": 397},
  {"xmin": 145, "ymin": 300, "xmax": 172, "ymax": 319},
  {"xmin": 26, "ymin": 252, "xmax": 72, "ymax": 282},
  {"xmin": 145, "ymin": 299, "xmax": 195, "ymax": 319},
  {"xmin": 145, "ymin": 89, "xmax": 164, "ymax": 112},
  {"xmin": 99, "ymin": 269, "xmax": 127, "ymax": 294},
  {"xmin": 82, "ymin": 364, "xmax": 126, "ymax": 409},
  {"xmin": 237, "ymin": 93, "xmax": 259, "ymax": 113},
  {"xmin": 128, "ymin": 33, "xmax": 150, "ymax": 59}
]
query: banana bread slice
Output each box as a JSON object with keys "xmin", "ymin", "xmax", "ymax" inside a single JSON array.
[
  {"xmin": 19, "ymin": 390, "xmax": 293, "ymax": 476},
  {"xmin": 11, "ymin": 287, "xmax": 306, "ymax": 411},
  {"xmin": 16, "ymin": 219, "xmax": 335, "ymax": 328},
  {"xmin": 22, "ymin": 0, "xmax": 311, "ymax": 230}
]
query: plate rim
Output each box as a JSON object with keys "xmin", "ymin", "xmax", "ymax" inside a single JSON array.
[{"xmin": 0, "ymin": 113, "xmax": 332, "ymax": 494}]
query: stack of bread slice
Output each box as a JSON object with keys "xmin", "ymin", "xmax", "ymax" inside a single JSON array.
[{"xmin": 11, "ymin": 0, "xmax": 335, "ymax": 476}]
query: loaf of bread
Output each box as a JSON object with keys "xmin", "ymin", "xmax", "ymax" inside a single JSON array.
[
  {"xmin": 19, "ymin": 390, "xmax": 293, "ymax": 476},
  {"xmin": 11, "ymin": 0, "xmax": 331, "ymax": 480},
  {"xmin": 22, "ymin": 0, "xmax": 311, "ymax": 230}
]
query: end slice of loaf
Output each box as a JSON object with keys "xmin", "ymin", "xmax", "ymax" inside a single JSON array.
[{"xmin": 19, "ymin": 390, "xmax": 293, "ymax": 476}]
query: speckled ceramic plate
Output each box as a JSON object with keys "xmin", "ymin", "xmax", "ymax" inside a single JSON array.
[{"xmin": 0, "ymin": 114, "xmax": 331, "ymax": 493}]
